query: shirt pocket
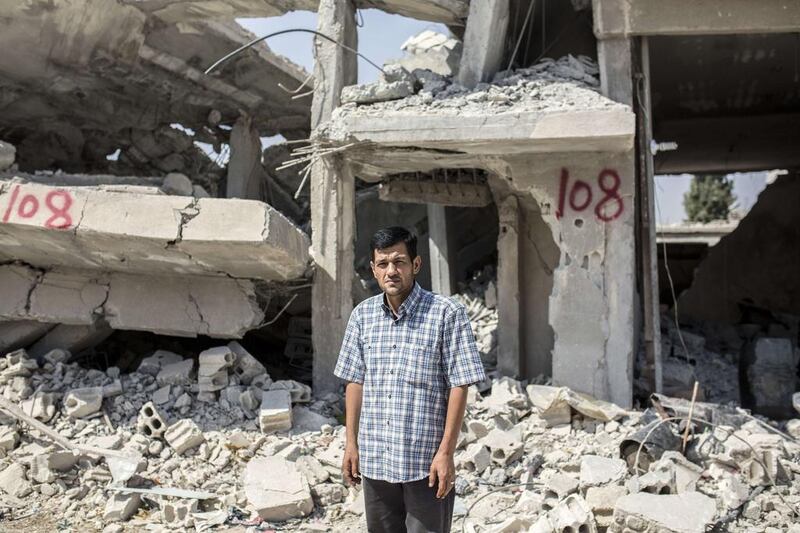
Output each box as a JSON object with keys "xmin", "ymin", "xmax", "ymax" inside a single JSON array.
[{"xmin": 399, "ymin": 341, "xmax": 443, "ymax": 389}]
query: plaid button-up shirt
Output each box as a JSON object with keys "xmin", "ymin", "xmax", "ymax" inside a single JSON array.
[{"xmin": 334, "ymin": 282, "xmax": 486, "ymax": 483}]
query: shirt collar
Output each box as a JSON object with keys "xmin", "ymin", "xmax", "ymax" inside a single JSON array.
[{"xmin": 382, "ymin": 282, "xmax": 423, "ymax": 319}]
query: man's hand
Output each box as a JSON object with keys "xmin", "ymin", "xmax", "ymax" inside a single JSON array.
[
  {"xmin": 342, "ymin": 442, "xmax": 361, "ymax": 486},
  {"xmin": 428, "ymin": 450, "xmax": 456, "ymax": 498}
]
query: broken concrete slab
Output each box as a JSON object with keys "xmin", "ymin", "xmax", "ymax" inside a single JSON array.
[
  {"xmin": 394, "ymin": 30, "xmax": 462, "ymax": 77},
  {"xmin": 156, "ymin": 359, "xmax": 194, "ymax": 386},
  {"xmin": 104, "ymin": 492, "xmax": 142, "ymax": 522},
  {"xmin": 244, "ymin": 456, "xmax": 313, "ymax": 520},
  {"xmin": 609, "ymin": 492, "xmax": 717, "ymax": 533},
  {"xmin": 579, "ymin": 455, "xmax": 627, "ymax": 487},
  {"xmin": 341, "ymin": 80, "xmax": 415, "ymax": 105},
  {"xmin": 0, "ymin": 321, "xmax": 53, "ymax": 354},
  {"xmin": 0, "ymin": 182, "xmax": 310, "ymax": 281}
]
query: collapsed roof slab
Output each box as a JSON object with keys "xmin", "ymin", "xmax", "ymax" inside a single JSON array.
[
  {"xmin": 321, "ymin": 70, "xmax": 635, "ymax": 181},
  {"xmin": 0, "ymin": 0, "xmax": 312, "ymax": 144},
  {"xmin": 124, "ymin": 0, "xmax": 468, "ymax": 24},
  {"xmin": 0, "ymin": 181, "xmax": 310, "ymax": 281},
  {"xmin": 0, "ymin": 265, "xmax": 265, "ymax": 338}
]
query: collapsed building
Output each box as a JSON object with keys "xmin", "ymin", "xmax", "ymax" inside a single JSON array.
[{"xmin": 1, "ymin": 0, "xmax": 800, "ymax": 531}]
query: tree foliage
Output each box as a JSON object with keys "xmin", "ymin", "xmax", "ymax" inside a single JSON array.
[{"xmin": 683, "ymin": 175, "xmax": 735, "ymax": 223}]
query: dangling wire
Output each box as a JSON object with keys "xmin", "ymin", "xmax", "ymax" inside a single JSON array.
[{"xmin": 204, "ymin": 28, "xmax": 385, "ymax": 76}]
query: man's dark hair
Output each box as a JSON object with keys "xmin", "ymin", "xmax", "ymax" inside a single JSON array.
[{"xmin": 370, "ymin": 226, "xmax": 418, "ymax": 260}]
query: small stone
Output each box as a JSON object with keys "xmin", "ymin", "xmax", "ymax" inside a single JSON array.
[
  {"xmin": 104, "ymin": 493, "xmax": 142, "ymax": 521},
  {"xmin": 160, "ymin": 172, "xmax": 194, "ymax": 196}
]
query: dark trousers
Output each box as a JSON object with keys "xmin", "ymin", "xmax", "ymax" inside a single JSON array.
[{"xmin": 362, "ymin": 476, "xmax": 455, "ymax": 533}]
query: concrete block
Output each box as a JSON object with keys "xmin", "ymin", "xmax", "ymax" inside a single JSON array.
[
  {"xmin": 1, "ymin": 349, "xmax": 39, "ymax": 377},
  {"xmin": 340, "ymin": 80, "xmax": 414, "ymax": 105},
  {"xmin": 396, "ymin": 30, "xmax": 461, "ymax": 77},
  {"xmin": 162, "ymin": 499, "xmax": 197, "ymax": 524},
  {"xmin": 545, "ymin": 473, "xmax": 579, "ymax": 503},
  {"xmin": 137, "ymin": 350, "xmax": 183, "ymax": 376},
  {"xmin": 104, "ymin": 492, "xmax": 142, "ymax": 522},
  {"xmin": 631, "ymin": 468, "xmax": 676, "ymax": 495},
  {"xmin": 609, "ymin": 492, "xmax": 716, "ymax": 533},
  {"xmin": 137, "ymin": 401, "xmax": 168, "ymax": 439},
  {"xmin": 243, "ymin": 457, "xmax": 313, "ymax": 520},
  {"xmin": 29, "ymin": 451, "xmax": 77, "ymax": 483},
  {"xmin": 457, "ymin": 443, "xmax": 491, "ymax": 474},
  {"xmin": 164, "ymin": 419, "xmax": 205, "ymax": 454},
  {"xmin": 579, "ymin": 455, "xmax": 627, "ymax": 487},
  {"xmin": 548, "ymin": 495, "xmax": 597, "ymax": 533},
  {"xmin": 270, "ymin": 379, "xmax": 311, "ymax": 403},
  {"xmin": 0, "ymin": 426, "xmax": 19, "ymax": 453},
  {"xmin": 0, "ymin": 463, "xmax": 32, "ymax": 498},
  {"xmin": 259, "ymin": 389, "xmax": 292, "ymax": 434},
  {"xmin": 651, "ymin": 451, "xmax": 702, "ymax": 493},
  {"xmin": 20, "ymin": 391, "xmax": 57, "ymax": 422},
  {"xmin": 64, "ymin": 387, "xmax": 103, "ymax": 418},
  {"xmin": 311, "ymin": 482, "xmax": 347, "ymax": 506},
  {"xmin": 239, "ymin": 388, "xmax": 259, "ymax": 411},
  {"xmin": 156, "ymin": 359, "xmax": 194, "ymax": 386},
  {"xmin": 481, "ymin": 429, "xmax": 523, "ymax": 466},
  {"xmin": 250, "ymin": 373, "xmax": 273, "ymax": 390},
  {"xmin": 198, "ymin": 346, "xmax": 235, "ymax": 375},
  {"xmin": 198, "ymin": 369, "xmax": 228, "ymax": 393},
  {"xmin": 586, "ymin": 485, "xmax": 628, "ymax": 529},
  {"xmin": 228, "ymin": 341, "xmax": 267, "ymax": 385}
]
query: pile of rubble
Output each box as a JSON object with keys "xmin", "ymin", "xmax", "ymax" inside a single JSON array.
[
  {"xmin": 452, "ymin": 266, "xmax": 500, "ymax": 372},
  {"xmin": 1, "ymin": 337, "xmax": 799, "ymax": 532},
  {"xmin": 333, "ymin": 54, "xmax": 617, "ymax": 118}
]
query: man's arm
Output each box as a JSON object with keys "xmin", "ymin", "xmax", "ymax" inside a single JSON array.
[
  {"xmin": 429, "ymin": 384, "xmax": 469, "ymax": 498},
  {"xmin": 342, "ymin": 382, "xmax": 363, "ymax": 485}
]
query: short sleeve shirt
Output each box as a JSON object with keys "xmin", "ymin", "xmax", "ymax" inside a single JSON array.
[{"xmin": 334, "ymin": 282, "xmax": 486, "ymax": 483}]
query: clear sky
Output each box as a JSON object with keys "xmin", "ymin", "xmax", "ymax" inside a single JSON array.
[{"xmin": 236, "ymin": 11, "xmax": 770, "ymax": 225}]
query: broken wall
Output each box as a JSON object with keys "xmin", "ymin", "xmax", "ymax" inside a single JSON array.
[
  {"xmin": 678, "ymin": 174, "xmax": 800, "ymax": 323},
  {"xmin": 492, "ymin": 150, "xmax": 635, "ymax": 407}
]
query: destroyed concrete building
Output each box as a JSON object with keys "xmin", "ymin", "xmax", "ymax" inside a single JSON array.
[{"xmin": 1, "ymin": 0, "xmax": 800, "ymax": 531}]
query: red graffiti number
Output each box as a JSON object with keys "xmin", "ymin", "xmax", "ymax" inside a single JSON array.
[
  {"xmin": 556, "ymin": 168, "xmax": 624, "ymax": 221},
  {"xmin": 44, "ymin": 190, "xmax": 74, "ymax": 228},
  {"xmin": 1, "ymin": 184, "xmax": 74, "ymax": 229}
]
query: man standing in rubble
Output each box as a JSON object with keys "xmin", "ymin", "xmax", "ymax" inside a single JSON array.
[{"xmin": 334, "ymin": 226, "xmax": 486, "ymax": 533}]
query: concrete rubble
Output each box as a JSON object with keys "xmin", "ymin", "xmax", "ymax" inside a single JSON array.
[{"xmin": 4, "ymin": 307, "xmax": 798, "ymax": 532}]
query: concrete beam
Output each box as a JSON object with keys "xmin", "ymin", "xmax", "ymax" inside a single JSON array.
[
  {"xmin": 0, "ymin": 181, "xmax": 310, "ymax": 281},
  {"xmin": 0, "ymin": 321, "xmax": 54, "ymax": 355},
  {"xmin": 378, "ymin": 181, "xmax": 492, "ymax": 207},
  {"xmin": 427, "ymin": 205, "xmax": 453, "ymax": 296},
  {"xmin": 593, "ymin": 0, "xmax": 800, "ymax": 37},
  {"xmin": 496, "ymin": 196, "xmax": 521, "ymax": 378},
  {"xmin": 457, "ymin": 0, "xmax": 510, "ymax": 88},
  {"xmin": 28, "ymin": 322, "xmax": 113, "ymax": 360},
  {"xmin": 329, "ymin": 109, "xmax": 636, "ymax": 155},
  {"xmin": 310, "ymin": 0, "xmax": 358, "ymax": 395},
  {"xmin": 227, "ymin": 114, "xmax": 263, "ymax": 199},
  {"xmin": 125, "ymin": 0, "xmax": 468, "ymax": 24},
  {"xmin": 598, "ymin": 38, "xmax": 633, "ymax": 106},
  {"xmin": 654, "ymin": 114, "xmax": 800, "ymax": 175}
]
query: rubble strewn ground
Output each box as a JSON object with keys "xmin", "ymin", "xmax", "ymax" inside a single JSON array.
[{"xmin": 1, "ymin": 305, "xmax": 799, "ymax": 532}]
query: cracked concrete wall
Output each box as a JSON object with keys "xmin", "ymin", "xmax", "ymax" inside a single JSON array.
[
  {"xmin": 0, "ymin": 265, "xmax": 264, "ymax": 338},
  {"xmin": 495, "ymin": 151, "xmax": 635, "ymax": 407}
]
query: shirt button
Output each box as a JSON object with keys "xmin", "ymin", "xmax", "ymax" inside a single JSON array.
[
  {"xmin": 388, "ymin": 394, "xmax": 392, "ymax": 399},
  {"xmin": 390, "ymin": 370, "xmax": 394, "ymax": 375},
  {"xmin": 392, "ymin": 344, "xmax": 397, "ymax": 349}
]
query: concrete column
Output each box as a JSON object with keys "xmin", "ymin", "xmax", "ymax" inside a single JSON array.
[
  {"xmin": 226, "ymin": 113, "xmax": 262, "ymax": 199},
  {"xmin": 598, "ymin": 38, "xmax": 633, "ymax": 106},
  {"xmin": 457, "ymin": 0, "xmax": 510, "ymax": 88},
  {"xmin": 310, "ymin": 0, "xmax": 358, "ymax": 395},
  {"xmin": 427, "ymin": 204, "xmax": 453, "ymax": 296},
  {"xmin": 497, "ymin": 196, "xmax": 521, "ymax": 378}
]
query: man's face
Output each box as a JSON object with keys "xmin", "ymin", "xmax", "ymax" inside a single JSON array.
[{"xmin": 370, "ymin": 242, "xmax": 422, "ymax": 297}]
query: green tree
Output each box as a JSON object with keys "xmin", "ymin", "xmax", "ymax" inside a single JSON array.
[{"xmin": 683, "ymin": 175, "xmax": 735, "ymax": 223}]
